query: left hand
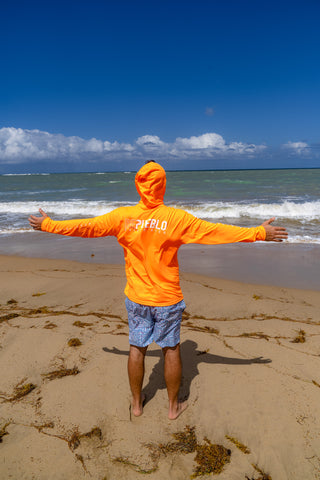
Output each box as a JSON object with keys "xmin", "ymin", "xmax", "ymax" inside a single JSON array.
[
  {"xmin": 261, "ymin": 217, "xmax": 288, "ymax": 242},
  {"xmin": 28, "ymin": 208, "xmax": 48, "ymax": 231}
]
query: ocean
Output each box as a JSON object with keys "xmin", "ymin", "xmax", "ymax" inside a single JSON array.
[{"xmin": 1, "ymin": 168, "xmax": 319, "ymax": 244}]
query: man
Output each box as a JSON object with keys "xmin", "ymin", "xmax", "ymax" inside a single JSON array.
[{"xmin": 29, "ymin": 161, "xmax": 288, "ymax": 420}]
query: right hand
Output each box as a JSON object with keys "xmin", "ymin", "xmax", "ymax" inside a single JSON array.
[
  {"xmin": 28, "ymin": 208, "xmax": 48, "ymax": 231},
  {"xmin": 261, "ymin": 217, "xmax": 288, "ymax": 242}
]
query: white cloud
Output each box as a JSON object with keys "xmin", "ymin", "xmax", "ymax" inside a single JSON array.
[
  {"xmin": 0, "ymin": 127, "xmax": 269, "ymax": 166},
  {"xmin": 282, "ymin": 141, "xmax": 310, "ymax": 155},
  {"xmin": 0, "ymin": 127, "xmax": 133, "ymax": 163},
  {"xmin": 136, "ymin": 135, "xmax": 166, "ymax": 147},
  {"xmin": 175, "ymin": 133, "xmax": 226, "ymax": 150},
  {"xmin": 103, "ymin": 140, "xmax": 134, "ymax": 152},
  {"xmin": 85, "ymin": 138, "xmax": 104, "ymax": 153},
  {"xmin": 228, "ymin": 142, "xmax": 266, "ymax": 154},
  {"xmin": 172, "ymin": 134, "xmax": 266, "ymax": 158}
]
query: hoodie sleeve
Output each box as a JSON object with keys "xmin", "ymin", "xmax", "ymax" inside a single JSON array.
[
  {"xmin": 41, "ymin": 209, "xmax": 122, "ymax": 238},
  {"xmin": 175, "ymin": 210, "xmax": 266, "ymax": 245}
]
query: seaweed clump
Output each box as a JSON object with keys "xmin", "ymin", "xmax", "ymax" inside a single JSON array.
[
  {"xmin": 0, "ymin": 423, "xmax": 10, "ymax": 442},
  {"xmin": 68, "ymin": 338, "xmax": 82, "ymax": 347},
  {"xmin": 83, "ymin": 426, "xmax": 102, "ymax": 440},
  {"xmin": 42, "ymin": 367, "xmax": 80, "ymax": 381},
  {"xmin": 43, "ymin": 322, "xmax": 57, "ymax": 329},
  {"xmin": 291, "ymin": 329, "xmax": 306, "ymax": 343},
  {"xmin": 158, "ymin": 425, "xmax": 197, "ymax": 455},
  {"xmin": 186, "ymin": 323, "xmax": 219, "ymax": 335},
  {"xmin": 113, "ymin": 456, "xmax": 157, "ymax": 475},
  {"xmin": 192, "ymin": 438, "xmax": 231, "ymax": 478},
  {"xmin": 148, "ymin": 426, "xmax": 231, "ymax": 478},
  {"xmin": 246, "ymin": 476, "xmax": 272, "ymax": 480},
  {"xmin": 246, "ymin": 462, "xmax": 272, "ymax": 480},
  {"xmin": 68, "ymin": 427, "xmax": 102, "ymax": 451},
  {"xmin": 73, "ymin": 320, "xmax": 93, "ymax": 328},
  {"xmin": 245, "ymin": 463, "xmax": 272, "ymax": 480},
  {"xmin": 0, "ymin": 313, "xmax": 20, "ymax": 323},
  {"xmin": 5, "ymin": 383, "xmax": 37, "ymax": 402},
  {"xmin": 13, "ymin": 382, "xmax": 36, "ymax": 400},
  {"xmin": 7, "ymin": 299, "xmax": 18, "ymax": 305},
  {"xmin": 225, "ymin": 435, "xmax": 251, "ymax": 454}
]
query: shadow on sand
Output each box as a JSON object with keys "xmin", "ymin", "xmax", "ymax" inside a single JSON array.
[{"xmin": 103, "ymin": 340, "xmax": 271, "ymax": 404}]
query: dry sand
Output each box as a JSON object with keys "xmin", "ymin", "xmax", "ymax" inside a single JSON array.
[{"xmin": 1, "ymin": 255, "xmax": 320, "ymax": 480}]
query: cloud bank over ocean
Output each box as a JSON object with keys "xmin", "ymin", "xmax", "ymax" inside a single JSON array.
[{"xmin": 0, "ymin": 127, "xmax": 318, "ymax": 172}]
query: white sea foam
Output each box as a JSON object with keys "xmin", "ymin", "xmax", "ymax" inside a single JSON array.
[
  {"xmin": 286, "ymin": 235, "xmax": 320, "ymax": 244},
  {"xmin": 177, "ymin": 200, "xmax": 320, "ymax": 221},
  {"xmin": 1, "ymin": 199, "xmax": 319, "ymax": 220},
  {"xmin": 1, "ymin": 173, "xmax": 50, "ymax": 176},
  {"xmin": 0, "ymin": 188, "xmax": 87, "ymax": 198},
  {"xmin": 0, "ymin": 228, "xmax": 31, "ymax": 235},
  {"xmin": 0, "ymin": 200, "xmax": 135, "ymax": 216}
]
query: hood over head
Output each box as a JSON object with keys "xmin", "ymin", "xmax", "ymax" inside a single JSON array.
[{"xmin": 135, "ymin": 161, "xmax": 166, "ymax": 208}]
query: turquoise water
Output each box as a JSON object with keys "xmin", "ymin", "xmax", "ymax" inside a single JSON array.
[{"xmin": 1, "ymin": 168, "xmax": 319, "ymax": 244}]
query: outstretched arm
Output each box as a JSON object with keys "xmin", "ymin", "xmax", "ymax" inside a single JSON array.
[
  {"xmin": 177, "ymin": 209, "xmax": 288, "ymax": 245},
  {"xmin": 28, "ymin": 208, "xmax": 120, "ymax": 238},
  {"xmin": 261, "ymin": 218, "xmax": 288, "ymax": 242}
]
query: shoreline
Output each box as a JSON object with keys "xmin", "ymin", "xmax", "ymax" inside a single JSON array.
[
  {"xmin": 1, "ymin": 252, "xmax": 319, "ymax": 296},
  {"xmin": 1, "ymin": 233, "xmax": 319, "ymax": 290}
]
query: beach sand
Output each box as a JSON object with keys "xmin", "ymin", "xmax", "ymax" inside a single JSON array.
[{"xmin": 1, "ymin": 255, "xmax": 320, "ymax": 479}]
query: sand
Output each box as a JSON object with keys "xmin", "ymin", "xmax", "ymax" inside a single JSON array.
[{"xmin": 1, "ymin": 255, "xmax": 320, "ymax": 480}]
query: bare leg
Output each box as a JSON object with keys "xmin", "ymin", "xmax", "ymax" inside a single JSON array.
[
  {"xmin": 163, "ymin": 344, "xmax": 188, "ymax": 420},
  {"xmin": 128, "ymin": 344, "xmax": 147, "ymax": 416}
]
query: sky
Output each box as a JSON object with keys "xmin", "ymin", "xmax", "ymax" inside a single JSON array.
[{"xmin": 1, "ymin": 0, "xmax": 320, "ymax": 173}]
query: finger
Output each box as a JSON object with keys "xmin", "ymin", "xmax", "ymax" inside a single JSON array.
[
  {"xmin": 272, "ymin": 227, "xmax": 288, "ymax": 235},
  {"xmin": 274, "ymin": 232, "xmax": 287, "ymax": 237},
  {"xmin": 274, "ymin": 226, "xmax": 287, "ymax": 231},
  {"xmin": 265, "ymin": 217, "xmax": 275, "ymax": 225},
  {"xmin": 39, "ymin": 208, "xmax": 47, "ymax": 217},
  {"xmin": 29, "ymin": 222, "xmax": 39, "ymax": 229},
  {"xmin": 28, "ymin": 216, "xmax": 40, "ymax": 227}
]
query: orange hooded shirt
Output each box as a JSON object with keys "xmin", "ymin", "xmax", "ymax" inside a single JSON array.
[{"xmin": 41, "ymin": 162, "xmax": 266, "ymax": 305}]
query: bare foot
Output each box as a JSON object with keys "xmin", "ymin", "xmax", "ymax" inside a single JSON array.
[
  {"xmin": 168, "ymin": 401, "xmax": 188, "ymax": 420},
  {"xmin": 132, "ymin": 393, "xmax": 146, "ymax": 417}
]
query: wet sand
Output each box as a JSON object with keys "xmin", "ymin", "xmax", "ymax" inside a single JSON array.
[{"xmin": 1, "ymin": 232, "xmax": 320, "ymax": 290}]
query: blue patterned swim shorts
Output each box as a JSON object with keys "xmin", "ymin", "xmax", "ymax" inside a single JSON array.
[{"xmin": 125, "ymin": 298, "xmax": 186, "ymax": 348}]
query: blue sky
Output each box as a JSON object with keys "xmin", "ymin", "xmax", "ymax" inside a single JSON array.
[{"xmin": 1, "ymin": 0, "xmax": 320, "ymax": 172}]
